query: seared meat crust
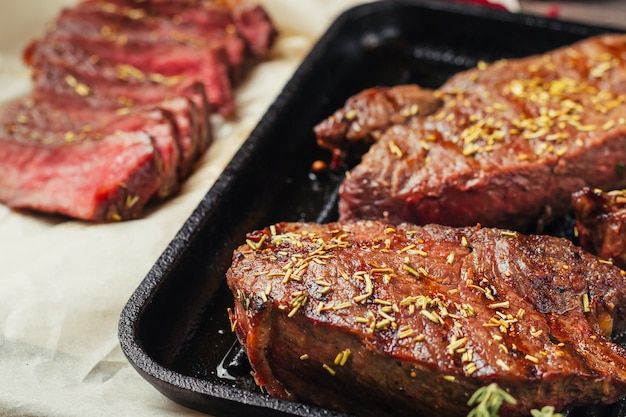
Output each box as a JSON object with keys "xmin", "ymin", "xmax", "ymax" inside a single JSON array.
[
  {"xmin": 227, "ymin": 220, "xmax": 626, "ymax": 417},
  {"xmin": 572, "ymin": 187, "xmax": 626, "ymax": 269},
  {"xmin": 316, "ymin": 34, "xmax": 626, "ymax": 232},
  {"xmin": 314, "ymin": 85, "xmax": 442, "ymax": 157}
]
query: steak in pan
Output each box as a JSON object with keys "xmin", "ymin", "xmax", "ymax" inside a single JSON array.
[
  {"xmin": 315, "ymin": 34, "xmax": 626, "ymax": 232},
  {"xmin": 314, "ymin": 84, "xmax": 443, "ymax": 158},
  {"xmin": 572, "ymin": 187, "xmax": 626, "ymax": 270},
  {"xmin": 0, "ymin": 0, "xmax": 276, "ymax": 221},
  {"xmin": 227, "ymin": 220, "xmax": 626, "ymax": 417}
]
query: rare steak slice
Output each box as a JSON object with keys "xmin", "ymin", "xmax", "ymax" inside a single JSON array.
[
  {"xmin": 572, "ymin": 187, "xmax": 626, "ymax": 270},
  {"xmin": 227, "ymin": 220, "xmax": 626, "ymax": 417},
  {"xmin": 0, "ymin": 0, "xmax": 276, "ymax": 221},
  {"xmin": 49, "ymin": 3, "xmax": 247, "ymax": 78},
  {"xmin": 316, "ymin": 34, "xmax": 626, "ymax": 232},
  {"xmin": 28, "ymin": 34, "xmax": 235, "ymax": 116},
  {"xmin": 0, "ymin": 126, "xmax": 161, "ymax": 221}
]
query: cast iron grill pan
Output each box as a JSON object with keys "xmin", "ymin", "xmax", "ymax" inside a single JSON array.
[{"xmin": 118, "ymin": 1, "xmax": 625, "ymax": 416}]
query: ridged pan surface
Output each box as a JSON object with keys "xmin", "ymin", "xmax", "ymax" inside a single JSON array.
[{"xmin": 118, "ymin": 1, "xmax": 625, "ymax": 416}]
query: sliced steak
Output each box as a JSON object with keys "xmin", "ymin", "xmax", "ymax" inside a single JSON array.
[
  {"xmin": 69, "ymin": 0, "xmax": 276, "ymax": 80},
  {"xmin": 0, "ymin": 0, "xmax": 276, "ymax": 221},
  {"xmin": 572, "ymin": 187, "xmax": 626, "ymax": 269},
  {"xmin": 317, "ymin": 34, "xmax": 626, "ymax": 232},
  {"xmin": 1, "ymin": 91, "xmax": 202, "ymax": 203},
  {"xmin": 231, "ymin": 0, "xmax": 277, "ymax": 58},
  {"xmin": 28, "ymin": 36, "xmax": 234, "ymax": 116},
  {"xmin": 0, "ymin": 126, "xmax": 161, "ymax": 221},
  {"xmin": 46, "ymin": 7, "xmax": 246, "ymax": 85},
  {"xmin": 227, "ymin": 220, "xmax": 626, "ymax": 417}
]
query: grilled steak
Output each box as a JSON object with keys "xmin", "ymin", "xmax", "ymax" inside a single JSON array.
[
  {"xmin": 0, "ymin": 0, "xmax": 276, "ymax": 221},
  {"xmin": 572, "ymin": 187, "xmax": 626, "ymax": 269},
  {"xmin": 314, "ymin": 85, "xmax": 442, "ymax": 160},
  {"xmin": 227, "ymin": 220, "xmax": 626, "ymax": 417},
  {"xmin": 315, "ymin": 34, "xmax": 626, "ymax": 232}
]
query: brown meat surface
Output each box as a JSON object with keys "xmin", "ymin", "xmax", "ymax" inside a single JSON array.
[
  {"xmin": 314, "ymin": 85, "xmax": 442, "ymax": 158},
  {"xmin": 572, "ymin": 187, "xmax": 626, "ymax": 269},
  {"xmin": 227, "ymin": 220, "xmax": 626, "ymax": 417},
  {"xmin": 316, "ymin": 34, "xmax": 626, "ymax": 232}
]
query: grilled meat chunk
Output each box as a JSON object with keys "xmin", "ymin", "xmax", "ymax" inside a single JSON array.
[
  {"xmin": 227, "ymin": 220, "xmax": 626, "ymax": 417},
  {"xmin": 572, "ymin": 187, "xmax": 626, "ymax": 269},
  {"xmin": 315, "ymin": 34, "xmax": 626, "ymax": 232},
  {"xmin": 0, "ymin": 0, "xmax": 276, "ymax": 221},
  {"xmin": 314, "ymin": 85, "xmax": 442, "ymax": 158}
]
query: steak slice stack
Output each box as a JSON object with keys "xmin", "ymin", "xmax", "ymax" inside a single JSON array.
[
  {"xmin": 315, "ymin": 34, "xmax": 626, "ymax": 232},
  {"xmin": 0, "ymin": 0, "xmax": 276, "ymax": 221},
  {"xmin": 227, "ymin": 220, "xmax": 626, "ymax": 417},
  {"xmin": 572, "ymin": 187, "xmax": 626, "ymax": 269}
]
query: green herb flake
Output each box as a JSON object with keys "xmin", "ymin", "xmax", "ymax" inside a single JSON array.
[{"xmin": 467, "ymin": 383, "xmax": 517, "ymax": 417}]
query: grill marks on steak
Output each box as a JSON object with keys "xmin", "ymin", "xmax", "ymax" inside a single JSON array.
[
  {"xmin": 572, "ymin": 187, "xmax": 626, "ymax": 270},
  {"xmin": 227, "ymin": 220, "xmax": 626, "ymax": 417},
  {"xmin": 0, "ymin": 0, "xmax": 276, "ymax": 222},
  {"xmin": 315, "ymin": 34, "xmax": 626, "ymax": 232}
]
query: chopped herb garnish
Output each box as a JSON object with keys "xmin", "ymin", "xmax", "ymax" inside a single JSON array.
[
  {"xmin": 467, "ymin": 383, "xmax": 517, "ymax": 417},
  {"xmin": 530, "ymin": 406, "xmax": 563, "ymax": 417}
]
